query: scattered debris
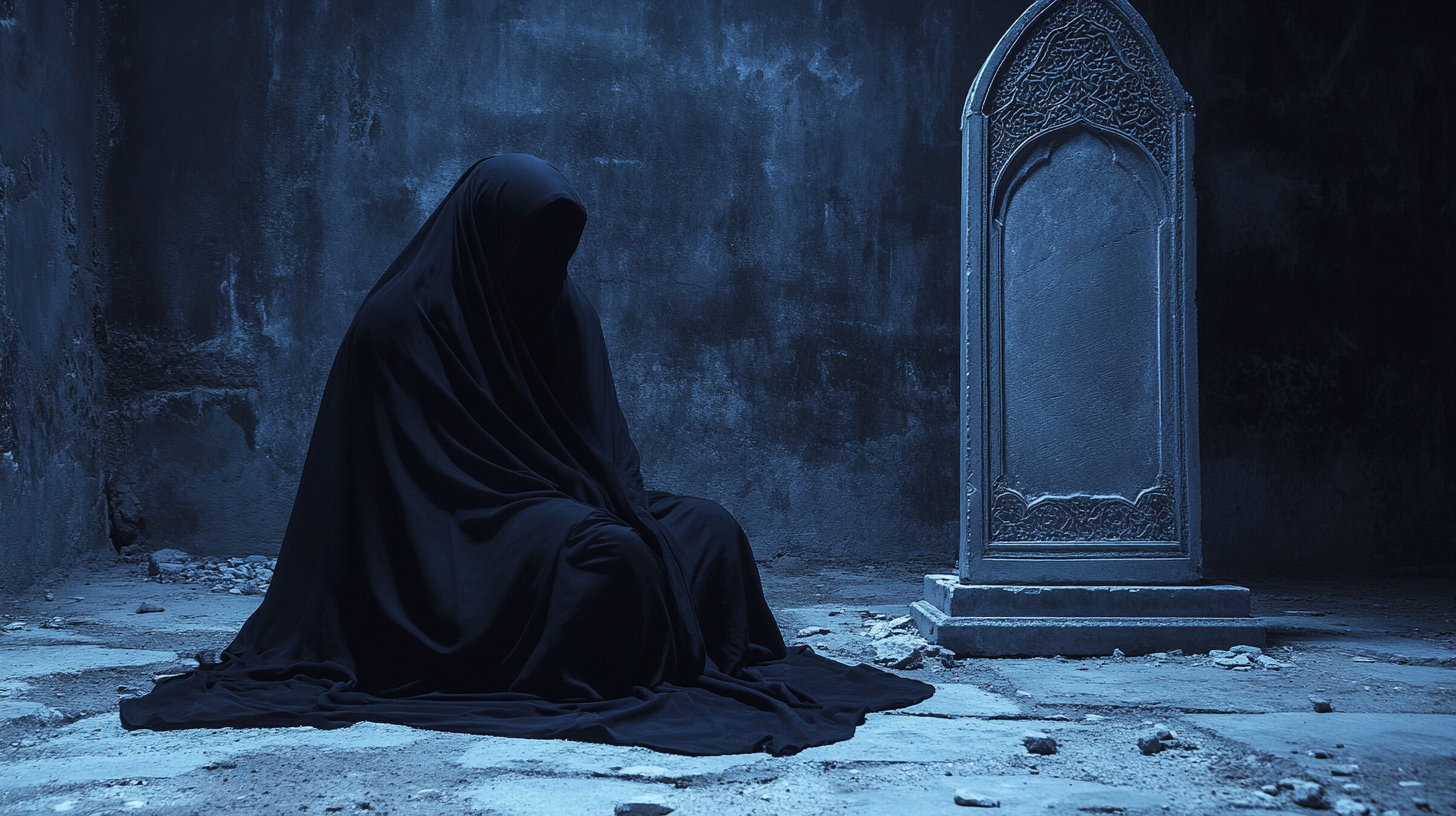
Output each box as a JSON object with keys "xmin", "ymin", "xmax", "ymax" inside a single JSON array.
[
  {"xmin": 1137, "ymin": 735, "xmax": 1167, "ymax": 755},
  {"xmin": 1215, "ymin": 654, "xmax": 1253, "ymax": 669},
  {"xmin": 1137, "ymin": 725, "xmax": 1186, "ymax": 755},
  {"xmin": 1230, "ymin": 644, "xmax": 1263, "ymax": 656},
  {"xmin": 796, "ymin": 627, "xmax": 830, "ymax": 638},
  {"xmin": 1310, "ymin": 696, "xmax": 1334, "ymax": 713},
  {"xmin": 1261, "ymin": 784, "xmax": 1279, "ymax": 796},
  {"xmin": 1311, "ymin": 750, "xmax": 1334, "ymax": 759},
  {"xmin": 866, "ymin": 615, "xmax": 915, "ymax": 641},
  {"xmin": 141, "ymin": 550, "xmax": 277, "ymax": 595},
  {"xmin": 1112, "ymin": 648, "xmax": 1125, "ymax": 658},
  {"xmin": 1330, "ymin": 764, "xmax": 1359, "ymax": 777},
  {"xmin": 136, "ymin": 601, "xmax": 165, "ymax": 614},
  {"xmin": 953, "ymin": 790, "xmax": 1000, "ymax": 807},
  {"xmin": 1022, "ymin": 732, "xmax": 1057, "ymax": 755},
  {"xmin": 2, "ymin": 622, "xmax": 25, "ymax": 631},
  {"xmin": 202, "ymin": 761, "xmax": 238, "ymax": 771},
  {"xmin": 43, "ymin": 592, "xmax": 54, "ymax": 602}
]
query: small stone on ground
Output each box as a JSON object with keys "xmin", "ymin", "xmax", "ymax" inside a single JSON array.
[
  {"xmin": 1022, "ymin": 732, "xmax": 1057, "ymax": 755},
  {"xmin": 1289, "ymin": 780, "xmax": 1327, "ymax": 809},
  {"xmin": 614, "ymin": 805, "xmax": 673, "ymax": 816},
  {"xmin": 953, "ymin": 790, "xmax": 1000, "ymax": 807},
  {"xmin": 1333, "ymin": 799, "xmax": 1372, "ymax": 816},
  {"xmin": 1310, "ymin": 696, "xmax": 1334, "ymax": 713},
  {"xmin": 136, "ymin": 601, "xmax": 164, "ymax": 613}
]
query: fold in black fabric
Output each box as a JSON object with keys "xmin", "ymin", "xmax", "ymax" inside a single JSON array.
[{"xmin": 119, "ymin": 154, "xmax": 932, "ymax": 756}]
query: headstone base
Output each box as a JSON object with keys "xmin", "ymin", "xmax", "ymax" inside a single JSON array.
[{"xmin": 912, "ymin": 575, "xmax": 1265, "ymax": 657}]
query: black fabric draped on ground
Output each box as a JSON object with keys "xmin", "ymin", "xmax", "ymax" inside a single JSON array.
[{"xmin": 119, "ymin": 154, "xmax": 932, "ymax": 756}]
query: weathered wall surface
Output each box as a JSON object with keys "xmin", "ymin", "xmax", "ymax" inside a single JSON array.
[
  {"xmin": 0, "ymin": 0, "xmax": 110, "ymax": 593},
  {"xmin": 95, "ymin": 0, "xmax": 1453, "ymax": 578},
  {"xmin": 99, "ymin": 0, "xmax": 1007, "ymax": 562},
  {"xmin": 1139, "ymin": 0, "xmax": 1455, "ymax": 577}
]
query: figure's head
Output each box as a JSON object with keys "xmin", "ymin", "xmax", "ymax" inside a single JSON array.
[{"xmin": 469, "ymin": 154, "xmax": 588, "ymax": 328}]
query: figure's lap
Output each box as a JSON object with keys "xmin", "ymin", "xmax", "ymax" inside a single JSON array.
[
  {"xmin": 645, "ymin": 491, "xmax": 786, "ymax": 673},
  {"xmin": 509, "ymin": 509, "xmax": 676, "ymax": 700}
]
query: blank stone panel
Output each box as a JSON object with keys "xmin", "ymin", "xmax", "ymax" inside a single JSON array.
[{"xmin": 1000, "ymin": 129, "xmax": 1163, "ymax": 499}]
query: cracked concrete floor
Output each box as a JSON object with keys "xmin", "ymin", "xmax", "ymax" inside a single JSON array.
[{"xmin": 1, "ymin": 555, "xmax": 1453, "ymax": 816}]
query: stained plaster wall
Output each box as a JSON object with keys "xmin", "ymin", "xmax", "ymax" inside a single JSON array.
[
  {"xmin": 0, "ymin": 0, "xmax": 109, "ymax": 593},
  {"xmin": 73, "ymin": 0, "xmax": 1456, "ymax": 580},
  {"xmin": 99, "ymin": 0, "xmax": 1001, "ymax": 564},
  {"xmin": 1139, "ymin": 0, "xmax": 1456, "ymax": 577}
]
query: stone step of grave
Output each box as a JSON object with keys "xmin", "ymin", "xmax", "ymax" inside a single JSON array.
[
  {"xmin": 923, "ymin": 575, "xmax": 1252, "ymax": 619},
  {"xmin": 910, "ymin": 600, "xmax": 1267, "ymax": 658}
]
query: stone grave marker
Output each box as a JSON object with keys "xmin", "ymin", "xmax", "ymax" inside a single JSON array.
[{"xmin": 912, "ymin": 0, "xmax": 1263, "ymax": 656}]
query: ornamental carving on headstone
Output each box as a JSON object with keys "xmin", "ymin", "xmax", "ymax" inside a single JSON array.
[
  {"xmin": 985, "ymin": 0, "xmax": 1182, "ymax": 182},
  {"xmin": 957, "ymin": 0, "xmax": 1200, "ymax": 584},
  {"xmin": 990, "ymin": 476, "xmax": 1176, "ymax": 542}
]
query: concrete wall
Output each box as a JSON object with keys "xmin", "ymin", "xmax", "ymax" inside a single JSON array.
[
  {"xmin": 0, "ymin": 0, "xmax": 110, "ymax": 593},
  {"xmin": 99, "ymin": 0, "xmax": 1008, "ymax": 563},
  {"xmin": 91, "ymin": 0, "xmax": 1454, "ymax": 578},
  {"xmin": 1140, "ymin": 0, "xmax": 1456, "ymax": 577}
]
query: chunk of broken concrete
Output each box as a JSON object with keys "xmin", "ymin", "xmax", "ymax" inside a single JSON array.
[
  {"xmin": 1229, "ymin": 644, "xmax": 1263, "ymax": 656},
  {"xmin": 873, "ymin": 634, "xmax": 925, "ymax": 670},
  {"xmin": 796, "ymin": 627, "xmax": 831, "ymax": 638},
  {"xmin": 136, "ymin": 601, "xmax": 165, "ymax": 613},
  {"xmin": 1310, "ymin": 696, "xmax": 1334, "ymax": 713},
  {"xmin": 147, "ymin": 548, "xmax": 192, "ymax": 575},
  {"xmin": 1022, "ymin": 732, "xmax": 1057, "ymax": 755},
  {"xmin": 1330, "ymin": 764, "xmax": 1358, "ymax": 777},
  {"xmin": 1137, "ymin": 735, "xmax": 1167, "ymax": 755},
  {"xmin": 953, "ymin": 790, "xmax": 1000, "ymax": 807},
  {"xmin": 614, "ymin": 804, "xmax": 673, "ymax": 816},
  {"xmin": 1214, "ymin": 654, "xmax": 1253, "ymax": 669},
  {"xmin": 1289, "ymin": 780, "xmax": 1327, "ymax": 809},
  {"xmin": 867, "ymin": 615, "xmax": 915, "ymax": 640},
  {"xmin": 1333, "ymin": 799, "xmax": 1371, "ymax": 816}
]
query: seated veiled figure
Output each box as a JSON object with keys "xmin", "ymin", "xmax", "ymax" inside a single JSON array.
[{"xmin": 120, "ymin": 154, "xmax": 930, "ymax": 756}]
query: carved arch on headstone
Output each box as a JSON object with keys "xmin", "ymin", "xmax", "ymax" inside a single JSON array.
[{"xmin": 960, "ymin": 0, "xmax": 1200, "ymax": 584}]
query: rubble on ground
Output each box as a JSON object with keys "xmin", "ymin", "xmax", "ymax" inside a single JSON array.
[{"xmin": 134, "ymin": 549, "xmax": 276, "ymax": 596}]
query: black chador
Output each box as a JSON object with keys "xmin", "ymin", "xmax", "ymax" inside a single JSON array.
[{"xmin": 120, "ymin": 154, "xmax": 931, "ymax": 756}]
